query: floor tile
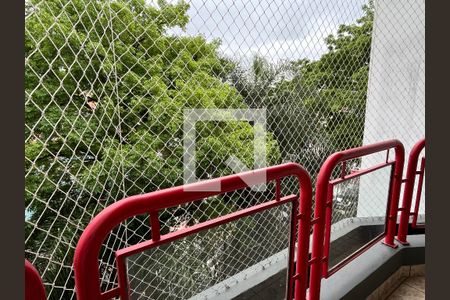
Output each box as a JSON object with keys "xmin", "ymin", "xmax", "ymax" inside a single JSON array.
[
  {"xmin": 386, "ymin": 282, "xmax": 425, "ymax": 300},
  {"xmin": 410, "ymin": 265, "xmax": 425, "ymax": 277},
  {"xmin": 403, "ymin": 276, "xmax": 425, "ymax": 293}
]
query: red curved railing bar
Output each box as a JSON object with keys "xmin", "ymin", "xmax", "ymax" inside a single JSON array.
[
  {"xmin": 74, "ymin": 163, "xmax": 312, "ymax": 300},
  {"xmin": 411, "ymin": 156, "xmax": 426, "ymax": 228},
  {"xmin": 308, "ymin": 139, "xmax": 405, "ymax": 300},
  {"xmin": 397, "ymin": 138, "xmax": 425, "ymax": 244},
  {"xmin": 25, "ymin": 259, "xmax": 47, "ymax": 300}
]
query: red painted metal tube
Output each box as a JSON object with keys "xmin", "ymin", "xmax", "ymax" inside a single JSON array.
[
  {"xmin": 411, "ymin": 157, "xmax": 426, "ymax": 228},
  {"xmin": 329, "ymin": 161, "xmax": 395, "ymax": 185},
  {"xmin": 114, "ymin": 195, "xmax": 297, "ymax": 258},
  {"xmin": 73, "ymin": 163, "xmax": 312, "ymax": 300},
  {"xmin": 308, "ymin": 139, "xmax": 405, "ymax": 300},
  {"xmin": 397, "ymin": 138, "xmax": 425, "ymax": 244},
  {"xmin": 25, "ymin": 259, "xmax": 47, "ymax": 300},
  {"xmin": 294, "ymin": 172, "xmax": 313, "ymax": 300},
  {"xmin": 321, "ymin": 183, "xmax": 333, "ymax": 278}
]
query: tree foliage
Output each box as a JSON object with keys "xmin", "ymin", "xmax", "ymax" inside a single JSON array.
[
  {"xmin": 225, "ymin": 1, "xmax": 374, "ymax": 176},
  {"xmin": 25, "ymin": 0, "xmax": 375, "ymax": 296},
  {"xmin": 299, "ymin": 1, "xmax": 374, "ymax": 150}
]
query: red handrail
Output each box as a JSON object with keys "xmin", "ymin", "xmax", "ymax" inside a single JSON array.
[
  {"xmin": 411, "ymin": 156, "xmax": 426, "ymax": 228},
  {"xmin": 74, "ymin": 163, "xmax": 312, "ymax": 300},
  {"xmin": 25, "ymin": 259, "xmax": 47, "ymax": 300},
  {"xmin": 308, "ymin": 139, "xmax": 405, "ymax": 300},
  {"xmin": 397, "ymin": 138, "xmax": 425, "ymax": 244}
]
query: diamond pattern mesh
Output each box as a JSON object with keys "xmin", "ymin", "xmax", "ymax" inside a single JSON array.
[{"xmin": 126, "ymin": 204, "xmax": 291, "ymax": 300}]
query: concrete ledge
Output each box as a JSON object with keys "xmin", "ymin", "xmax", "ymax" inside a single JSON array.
[
  {"xmin": 319, "ymin": 234, "xmax": 425, "ymax": 300},
  {"xmin": 189, "ymin": 249, "xmax": 289, "ymax": 300},
  {"xmin": 190, "ymin": 218, "xmax": 402, "ymax": 300},
  {"xmin": 189, "ymin": 220, "xmax": 424, "ymax": 300}
]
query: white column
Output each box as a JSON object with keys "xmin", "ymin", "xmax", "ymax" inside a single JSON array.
[{"xmin": 357, "ymin": 0, "xmax": 425, "ymax": 218}]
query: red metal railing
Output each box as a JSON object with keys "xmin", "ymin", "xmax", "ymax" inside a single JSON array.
[
  {"xmin": 25, "ymin": 259, "xmax": 47, "ymax": 300},
  {"xmin": 26, "ymin": 139, "xmax": 425, "ymax": 299},
  {"xmin": 397, "ymin": 138, "xmax": 425, "ymax": 244},
  {"xmin": 73, "ymin": 163, "xmax": 312, "ymax": 300},
  {"xmin": 308, "ymin": 140, "xmax": 405, "ymax": 300}
]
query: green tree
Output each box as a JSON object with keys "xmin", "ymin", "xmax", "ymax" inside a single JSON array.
[
  {"xmin": 25, "ymin": 0, "xmax": 280, "ymax": 297},
  {"xmin": 225, "ymin": 55, "xmax": 330, "ymax": 174},
  {"xmin": 299, "ymin": 1, "xmax": 374, "ymax": 151},
  {"xmin": 224, "ymin": 1, "xmax": 374, "ymax": 177}
]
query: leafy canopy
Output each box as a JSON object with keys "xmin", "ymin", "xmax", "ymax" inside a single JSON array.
[{"xmin": 25, "ymin": 0, "xmax": 280, "ymax": 295}]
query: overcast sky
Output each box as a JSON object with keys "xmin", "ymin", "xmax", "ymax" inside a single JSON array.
[{"xmin": 165, "ymin": 0, "xmax": 368, "ymax": 65}]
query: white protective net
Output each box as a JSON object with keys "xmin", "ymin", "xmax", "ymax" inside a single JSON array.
[{"xmin": 25, "ymin": 0, "xmax": 424, "ymax": 298}]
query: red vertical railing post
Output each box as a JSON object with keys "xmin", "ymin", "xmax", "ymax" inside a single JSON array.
[
  {"xmin": 382, "ymin": 143, "xmax": 405, "ymax": 248},
  {"xmin": 411, "ymin": 157, "xmax": 425, "ymax": 228},
  {"xmin": 308, "ymin": 140, "xmax": 404, "ymax": 300},
  {"xmin": 309, "ymin": 152, "xmax": 339, "ymax": 300},
  {"xmin": 397, "ymin": 138, "xmax": 425, "ymax": 244},
  {"xmin": 286, "ymin": 199, "xmax": 299, "ymax": 300},
  {"xmin": 25, "ymin": 259, "xmax": 47, "ymax": 300},
  {"xmin": 321, "ymin": 183, "xmax": 333, "ymax": 278},
  {"xmin": 293, "ymin": 174, "xmax": 312, "ymax": 300}
]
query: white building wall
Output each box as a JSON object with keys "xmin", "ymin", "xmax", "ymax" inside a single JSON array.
[{"xmin": 357, "ymin": 0, "xmax": 425, "ymax": 217}]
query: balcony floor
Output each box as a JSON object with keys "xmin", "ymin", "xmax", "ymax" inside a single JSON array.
[{"xmin": 386, "ymin": 275, "xmax": 425, "ymax": 300}]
